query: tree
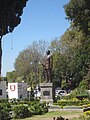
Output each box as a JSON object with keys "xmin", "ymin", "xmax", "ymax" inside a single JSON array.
[
  {"xmin": 63, "ymin": 0, "xmax": 90, "ymax": 90},
  {"xmin": 50, "ymin": 28, "xmax": 88, "ymax": 90},
  {"xmin": 52, "ymin": 52, "xmax": 68, "ymax": 88},
  {"xmin": 6, "ymin": 70, "xmax": 17, "ymax": 82},
  {"xmin": 60, "ymin": 29, "xmax": 90, "ymax": 89},
  {"xmin": 0, "ymin": 0, "xmax": 28, "ymax": 79},
  {"xmin": 64, "ymin": 0, "xmax": 90, "ymax": 36},
  {"xmin": 14, "ymin": 40, "xmax": 49, "ymax": 85}
]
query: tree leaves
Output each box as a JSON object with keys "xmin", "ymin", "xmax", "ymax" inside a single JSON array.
[
  {"xmin": 14, "ymin": 40, "xmax": 48, "ymax": 84},
  {"xmin": 64, "ymin": 0, "xmax": 90, "ymax": 35}
]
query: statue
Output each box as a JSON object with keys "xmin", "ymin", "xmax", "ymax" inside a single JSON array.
[{"xmin": 42, "ymin": 50, "xmax": 53, "ymax": 82}]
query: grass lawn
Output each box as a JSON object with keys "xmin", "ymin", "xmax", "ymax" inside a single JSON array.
[{"xmin": 13, "ymin": 110, "xmax": 83, "ymax": 120}]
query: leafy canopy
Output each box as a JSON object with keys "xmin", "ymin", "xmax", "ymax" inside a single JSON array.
[{"xmin": 64, "ymin": 0, "xmax": 90, "ymax": 35}]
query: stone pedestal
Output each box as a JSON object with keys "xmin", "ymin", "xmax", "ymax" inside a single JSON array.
[{"xmin": 40, "ymin": 83, "xmax": 54, "ymax": 105}]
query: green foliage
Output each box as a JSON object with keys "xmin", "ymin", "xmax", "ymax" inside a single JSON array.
[
  {"xmin": 50, "ymin": 28, "xmax": 89, "ymax": 90},
  {"xmin": 11, "ymin": 100, "xmax": 48, "ymax": 119},
  {"xmin": 83, "ymin": 71, "xmax": 90, "ymax": 89},
  {"xmin": 84, "ymin": 111, "xmax": 90, "ymax": 116},
  {"xmin": 80, "ymin": 114, "xmax": 90, "ymax": 120},
  {"xmin": 14, "ymin": 40, "xmax": 48, "ymax": 84},
  {"xmin": 32, "ymin": 102, "xmax": 48, "ymax": 115},
  {"xmin": 81, "ymin": 108, "xmax": 90, "ymax": 120},
  {"xmin": 0, "ymin": 99, "xmax": 11, "ymax": 120},
  {"xmin": 0, "ymin": 99, "xmax": 48, "ymax": 119},
  {"xmin": 64, "ymin": 86, "xmax": 89, "ymax": 101},
  {"xmin": 79, "ymin": 80, "xmax": 88, "ymax": 89},
  {"xmin": 56, "ymin": 99, "xmax": 90, "ymax": 107},
  {"xmin": 33, "ymin": 103, "xmax": 44, "ymax": 115},
  {"xmin": 49, "ymin": 23, "xmax": 90, "ymax": 90},
  {"xmin": 64, "ymin": 0, "xmax": 90, "ymax": 35},
  {"xmin": 57, "ymin": 100, "xmax": 80, "ymax": 106},
  {"xmin": 76, "ymin": 94, "xmax": 88, "ymax": 101},
  {"xmin": 63, "ymin": 0, "xmax": 90, "ymax": 91},
  {"xmin": 28, "ymin": 106, "xmax": 35, "ymax": 116},
  {"xmin": 12, "ymin": 104, "xmax": 30, "ymax": 119},
  {"xmin": 83, "ymin": 104, "xmax": 90, "ymax": 108},
  {"xmin": 6, "ymin": 70, "xmax": 17, "ymax": 82}
]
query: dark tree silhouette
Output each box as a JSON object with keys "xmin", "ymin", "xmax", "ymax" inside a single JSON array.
[{"xmin": 0, "ymin": 0, "xmax": 28, "ymax": 79}]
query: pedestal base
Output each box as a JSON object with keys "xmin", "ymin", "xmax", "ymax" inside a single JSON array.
[{"xmin": 40, "ymin": 82, "xmax": 53, "ymax": 105}]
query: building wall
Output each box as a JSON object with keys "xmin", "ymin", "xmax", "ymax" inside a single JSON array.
[
  {"xmin": 18, "ymin": 83, "xmax": 27, "ymax": 99},
  {"xmin": 8, "ymin": 82, "xmax": 27, "ymax": 99},
  {"xmin": 8, "ymin": 83, "xmax": 18, "ymax": 99},
  {"xmin": 0, "ymin": 81, "xmax": 6, "ymax": 99}
]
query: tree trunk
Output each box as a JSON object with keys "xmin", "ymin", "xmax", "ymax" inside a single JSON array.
[{"xmin": 0, "ymin": 38, "xmax": 2, "ymax": 80}]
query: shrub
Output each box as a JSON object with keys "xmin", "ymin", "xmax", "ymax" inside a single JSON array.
[
  {"xmin": 76, "ymin": 94, "xmax": 88, "ymax": 100},
  {"xmin": 12, "ymin": 104, "xmax": 30, "ymax": 119},
  {"xmin": 34, "ymin": 104, "xmax": 44, "ymax": 115},
  {"xmin": 0, "ymin": 99, "xmax": 48, "ymax": 119},
  {"xmin": 80, "ymin": 114, "xmax": 90, "ymax": 120},
  {"xmin": 41, "ymin": 102, "xmax": 48, "ymax": 113},
  {"xmin": 12, "ymin": 101, "xmax": 48, "ymax": 119},
  {"xmin": 56, "ymin": 99, "xmax": 90, "ymax": 107},
  {"xmin": 33, "ymin": 102, "xmax": 48, "ymax": 115},
  {"xmin": 83, "ymin": 104, "xmax": 90, "ymax": 108},
  {"xmin": 80, "ymin": 111, "xmax": 90, "ymax": 120},
  {"xmin": 28, "ymin": 101, "xmax": 48, "ymax": 115},
  {"xmin": 28, "ymin": 105, "xmax": 35, "ymax": 116},
  {"xmin": 57, "ymin": 100, "xmax": 80, "ymax": 106},
  {"xmin": 0, "ymin": 102, "xmax": 11, "ymax": 120},
  {"xmin": 84, "ymin": 111, "xmax": 90, "ymax": 116}
]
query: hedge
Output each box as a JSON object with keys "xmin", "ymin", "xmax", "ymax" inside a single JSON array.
[{"xmin": 54, "ymin": 100, "xmax": 90, "ymax": 106}]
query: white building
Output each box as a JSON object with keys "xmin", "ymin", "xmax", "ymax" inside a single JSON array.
[
  {"xmin": 8, "ymin": 82, "xmax": 27, "ymax": 99},
  {"xmin": 0, "ymin": 81, "xmax": 6, "ymax": 99}
]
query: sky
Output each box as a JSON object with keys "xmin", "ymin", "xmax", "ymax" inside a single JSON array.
[{"xmin": 2, "ymin": 0, "xmax": 70, "ymax": 77}]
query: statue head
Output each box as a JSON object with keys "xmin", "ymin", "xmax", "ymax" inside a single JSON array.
[{"xmin": 46, "ymin": 50, "xmax": 50, "ymax": 55}]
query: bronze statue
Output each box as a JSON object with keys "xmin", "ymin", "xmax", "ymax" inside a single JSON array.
[{"xmin": 42, "ymin": 50, "xmax": 53, "ymax": 82}]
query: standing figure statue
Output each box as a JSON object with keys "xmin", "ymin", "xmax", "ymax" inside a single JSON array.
[{"xmin": 42, "ymin": 50, "xmax": 53, "ymax": 83}]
